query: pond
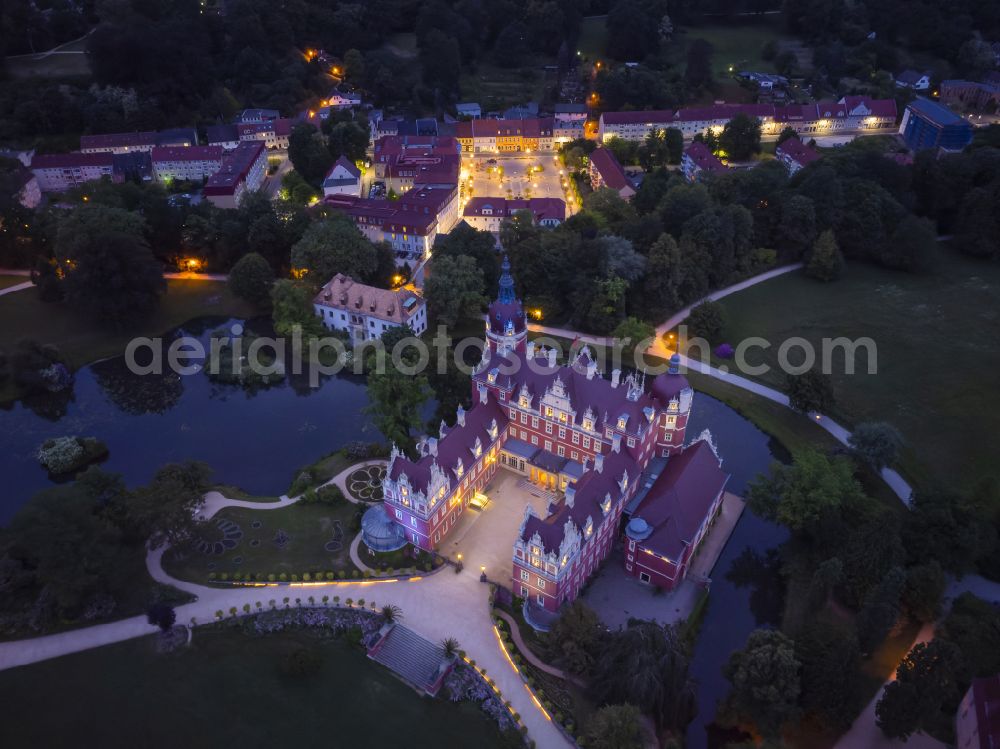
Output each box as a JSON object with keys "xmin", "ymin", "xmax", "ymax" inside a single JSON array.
[
  {"xmin": 0, "ymin": 319, "xmax": 378, "ymax": 524},
  {"xmin": 684, "ymin": 392, "xmax": 790, "ymax": 749},
  {"xmin": 0, "ymin": 627, "xmax": 507, "ymax": 747}
]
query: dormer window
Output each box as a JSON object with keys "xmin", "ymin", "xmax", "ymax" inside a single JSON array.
[
  {"xmin": 583, "ymin": 418, "xmax": 593, "ymax": 430},
  {"xmin": 617, "ymin": 415, "xmax": 628, "ymax": 429},
  {"xmin": 487, "ymin": 368, "xmax": 497, "ymax": 384},
  {"xmin": 520, "ymin": 396, "xmax": 529, "ymax": 408},
  {"xmin": 545, "ymin": 406, "xmax": 553, "ymax": 417}
]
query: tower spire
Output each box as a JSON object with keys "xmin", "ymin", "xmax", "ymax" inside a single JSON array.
[{"xmin": 497, "ymin": 255, "xmax": 516, "ymax": 304}]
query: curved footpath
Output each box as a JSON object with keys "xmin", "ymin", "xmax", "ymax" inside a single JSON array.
[
  {"xmin": 531, "ymin": 263, "xmax": 914, "ymax": 505},
  {"xmin": 0, "ymin": 455, "xmax": 571, "ymax": 749}
]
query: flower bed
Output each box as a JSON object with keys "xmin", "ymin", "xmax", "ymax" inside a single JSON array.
[{"xmin": 36, "ymin": 435, "xmax": 108, "ymax": 475}]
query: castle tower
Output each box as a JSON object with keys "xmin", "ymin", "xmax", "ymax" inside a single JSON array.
[
  {"xmin": 485, "ymin": 256, "xmax": 527, "ymax": 356},
  {"xmin": 651, "ymin": 354, "xmax": 694, "ymax": 457}
]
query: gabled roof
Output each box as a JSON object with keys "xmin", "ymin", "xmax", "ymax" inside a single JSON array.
[
  {"xmin": 327, "ymin": 155, "xmax": 361, "ymax": 180},
  {"xmin": 628, "ymin": 438, "xmax": 729, "ymax": 561},
  {"xmin": 80, "ymin": 131, "xmax": 157, "ymax": 150},
  {"xmin": 775, "ymin": 137, "xmax": 821, "ymax": 168},
  {"xmin": 589, "ymin": 147, "xmax": 633, "ymax": 191},
  {"xmin": 896, "ymin": 69, "xmax": 929, "ymax": 86},
  {"xmin": 31, "ymin": 152, "xmax": 115, "ymax": 169},
  {"xmin": 206, "ymin": 124, "xmax": 239, "ymax": 144},
  {"xmin": 151, "ymin": 145, "xmax": 224, "ymax": 163},
  {"xmin": 906, "ymin": 97, "xmax": 968, "ymax": 127},
  {"xmin": 684, "ymin": 141, "xmax": 726, "ymax": 172}
]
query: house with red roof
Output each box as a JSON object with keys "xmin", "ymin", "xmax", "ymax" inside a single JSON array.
[
  {"xmin": 957, "ymin": 675, "xmax": 1000, "ymax": 749},
  {"xmin": 681, "ymin": 141, "xmax": 727, "ymax": 182},
  {"xmin": 775, "ymin": 137, "xmax": 821, "ymax": 175},
  {"xmin": 588, "ymin": 147, "xmax": 635, "ymax": 201},
  {"xmin": 463, "ymin": 197, "xmax": 566, "ymax": 232},
  {"xmin": 237, "ymin": 118, "xmax": 292, "ymax": 150},
  {"xmin": 322, "ymin": 155, "xmax": 362, "ymax": 197},
  {"xmin": 455, "ymin": 118, "xmax": 556, "ymax": 153},
  {"xmin": 203, "ymin": 141, "xmax": 267, "ymax": 209},
  {"xmin": 151, "ymin": 146, "xmax": 224, "ymax": 183},
  {"xmin": 372, "ymin": 135, "xmax": 460, "ymax": 194},
  {"xmin": 30, "ymin": 152, "xmax": 117, "ymax": 192},
  {"xmin": 382, "ymin": 260, "xmax": 725, "ymax": 626}
]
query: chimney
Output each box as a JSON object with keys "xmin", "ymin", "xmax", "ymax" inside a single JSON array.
[
  {"xmin": 526, "ymin": 340, "xmax": 535, "ymax": 358},
  {"xmin": 427, "ymin": 437, "xmax": 438, "ymax": 456},
  {"xmin": 611, "ymin": 369, "xmax": 621, "ymax": 388},
  {"xmin": 564, "ymin": 485, "xmax": 576, "ymax": 508},
  {"xmin": 612, "ymin": 433, "xmax": 621, "ymax": 453},
  {"xmin": 547, "ymin": 349, "xmax": 557, "ymax": 368},
  {"xmin": 456, "ymin": 404, "xmax": 466, "ymax": 427},
  {"xmin": 477, "ymin": 382, "xmax": 489, "ymax": 404},
  {"xmin": 594, "ymin": 452, "xmax": 604, "ymax": 473}
]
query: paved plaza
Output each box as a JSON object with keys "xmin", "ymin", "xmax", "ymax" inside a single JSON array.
[{"xmin": 461, "ymin": 153, "xmax": 576, "ymax": 211}]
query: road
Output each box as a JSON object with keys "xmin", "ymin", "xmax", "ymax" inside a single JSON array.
[{"xmin": 263, "ymin": 151, "xmax": 293, "ymax": 198}]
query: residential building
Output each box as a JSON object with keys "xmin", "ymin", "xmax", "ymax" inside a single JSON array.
[
  {"xmin": 323, "ymin": 184, "xmax": 459, "ymax": 265},
  {"xmin": 322, "ymin": 155, "xmax": 362, "ymax": 197},
  {"xmin": 553, "ymin": 118, "xmax": 585, "ymax": 142},
  {"xmin": 775, "ymin": 136, "xmax": 821, "ymax": 174},
  {"xmin": 455, "ymin": 118, "xmax": 557, "ymax": 153},
  {"xmin": 895, "ymin": 69, "xmax": 932, "ymax": 90},
  {"xmin": 206, "ymin": 124, "xmax": 240, "ymax": 150},
  {"xmin": 940, "ymin": 79, "xmax": 1000, "ymax": 111},
  {"xmin": 237, "ymin": 118, "xmax": 292, "ymax": 150},
  {"xmin": 588, "ymin": 147, "xmax": 636, "ymax": 201},
  {"xmin": 462, "ymin": 197, "xmax": 566, "ymax": 232},
  {"xmin": 326, "ymin": 91, "xmax": 363, "ymax": 110},
  {"xmin": 623, "ymin": 436, "xmax": 729, "ymax": 589},
  {"xmin": 238, "ymin": 108, "xmax": 280, "ymax": 124},
  {"xmin": 30, "ymin": 152, "xmax": 116, "ymax": 192},
  {"xmin": 372, "ymin": 135, "xmax": 460, "ymax": 194},
  {"xmin": 551, "ymin": 103, "xmax": 588, "ymax": 122},
  {"xmin": 151, "ymin": 146, "xmax": 224, "ymax": 183},
  {"xmin": 12, "ymin": 168, "xmax": 41, "ymax": 208},
  {"xmin": 203, "ymin": 141, "xmax": 267, "ymax": 209},
  {"xmin": 383, "ymin": 261, "xmax": 725, "ymax": 624},
  {"xmin": 956, "ymin": 675, "xmax": 1000, "ymax": 749},
  {"xmin": 899, "ymin": 98, "xmax": 974, "ymax": 152},
  {"xmin": 312, "ymin": 273, "xmax": 427, "ymax": 342},
  {"xmin": 456, "ymin": 102, "xmax": 482, "ymax": 119},
  {"xmin": 79, "ymin": 127, "xmax": 198, "ymax": 154},
  {"xmin": 681, "ymin": 141, "xmax": 726, "ymax": 181},
  {"xmin": 598, "ymin": 97, "xmax": 898, "ymax": 143}
]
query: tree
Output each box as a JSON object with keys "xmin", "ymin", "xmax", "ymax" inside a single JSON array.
[
  {"xmin": 685, "ymin": 38, "xmax": 714, "ymax": 91},
  {"xmin": 805, "ymin": 229, "xmax": 844, "ymax": 281},
  {"xmin": 856, "ymin": 566, "xmax": 906, "ymax": 653},
  {"xmin": 147, "ymin": 602, "xmax": 176, "ymax": 632},
  {"xmin": 364, "ymin": 364, "xmax": 431, "ymax": 455},
  {"xmin": 423, "ymin": 255, "xmax": 486, "ymax": 328},
  {"xmin": 584, "ymin": 188, "xmax": 637, "ymax": 233},
  {"xmin": 777, "ymin": 195, "xmax": 817, "ymax": 257},
  {"xmin": 288, "ymin": 122, "xmax": 333, "ymax": 186},
  {"xmin": 848, "ymin": 421, "xmax": 903, "ymax": 471},
  {"xmin": 420, "ymin": 29, "xmax": 461, "ymax": 92},
  {"xmin": 583, "ymin": 704, "xmax": 644, "ymax": 749},
  {"xmin": 123, "ymin": 461, "xmax": 212, "ymax": 548},
  {"xmin": 665, "ymin": 128, "xmax": 684, "ymax": 165},
  {"xmin": 685, "ymin": 300, "xmax": 724, "ymax": 340},
  {"xmin": 291, "ymin": 217, "xmax": 381, "ymax": 286},
  {"xmin": 747, "ymin": 449, "xmax": 865, "ymax": 533},
  {"xmin": 228, "ymin": 252, "xmax": 274, "ymax": 307},
  {"xmin": 343, "ymin": 48, "xmax": 365, "ymax": 82},
  {"xmin": 658, "ymin": 182, "xmax": 712, "ymax": 238},
  {"xmin": 613, "ymin": 317, "xmax": 655, "ymax": 347},
  {"xmin": 61, "ymin": 229, "xmax": 165, "ymax": 328},
  {"xmin": 876, "ymin": 640, "xmax": 963, "ymax": 740},
  {"xmin": 581, "ymin": 275, "xmax": 628, "ymax": 334},
  {"xmin": 380, "ymin": 604, "xmax": 402, "ymax": 623},
  {"xmin": 432, "ymin": 222, "xmax": 501, "ymax": 291},
  {"xmin": 719, "ymin": 113, "xmax": 762, "ymax": 161},
  {"xmin": 591, "ymin": 620, "xmax": 695, "ymax": 731},
  {"xmin": 723, "ymin": 628, "xmax": 801, "ymax": 739},
  {"xmin": 270, "ymin": 279, "xmax": 325, "ymax": 338},
  {"xmin": 282, "ymin": 170, "xmax": 319, "ymax": 206},
  {"xmin": 940, "ymin": 592, "xmax": 1000, "ymax": 679},
  {"xmin": 642, "ymin": 233, "xmax": 685, "ymax": 317},
  {"xmin": 327, "ymin": 121, "xmax": 369, "ymax": 163},
  {"xmin": 883, "ymin": 214, "xmax": 936, "ymax": 271},
  {"xmin": 777, "ymin": 126, "xmax": 798, "ymax": 145},
  {"xmin": 600, "ymin": 236, "xmax": 645, "ymax": 281},
  {"xmin": 548, "ymin": 600, "xmax": 602, "ymax": 677},
  {"xmin": 795, "ymin": 617, "xmax": 863, "ymax": 730},
  {"xmin": 786, "ymin": 369, "xmax": 835, "ymax": 413},
  {"xmin": 903, "ymin": 491, "xmax": 997, "ymax": 575},
  {"xmin": 903, "ymin": 561, "xmax": 946, "ymax": 623}
]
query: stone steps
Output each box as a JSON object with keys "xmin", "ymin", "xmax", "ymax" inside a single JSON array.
[{"xmin": 368, "ymin": 624, "xmax": 448, "ymax": 695}]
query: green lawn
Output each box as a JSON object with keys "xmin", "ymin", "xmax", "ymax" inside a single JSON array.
[
  {"xmin": 0, "ymin": 628, "xmax": 505, "ymax": 747},
  {"xmin": 680, "ymin": 22, "xmax": 794, "ymax": 76},
  {"xmin": 460, "ymin": 62, "xmax": 549, "ymax": 111},
  {"xmin": 577, "ymin": 15, "xmax": 608, "ymax": 61},
  {"xmin": 162, "ymin": 501, "xmax": 364, "ymax": 584},
  {"xmin": 0, "ymin": 275, "xmax": 28, "ymax": 290},
  {"xmin": 0, "ymin": 279, "xmax": 255, "ymax": 403},
  {"xmin": 699, "ymin": 251, "xmax": 1000, "ymax": 494},
  {"xmin": 384, "ymin": 32, "xmax": 418, "ymax": 59},
  {"xmin": 4, "ymin": 36, "xmax": 92, "ymax": 79}
]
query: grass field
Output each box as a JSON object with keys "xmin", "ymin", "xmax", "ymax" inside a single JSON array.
[
  {"xmin": 0, "ymin": 275, "xmax": 28, "ymax": 291},
  {"xmin": 384, "ymin": 32, "xmax": 418, "ymax": 59},
  {"xmin": 680, "ymin": 22, "xmax": 793, "ymax": 77},
  {"xmin": 162, "ymin": 501, "xmax": 362, "ymax": 584},
  {"xmin": 0, "ymin": 628, "xmax": 505, "ymax": 747},
  {"xmin": 3, "ymin": 36, "xmax": 92, "ymax": 79},
  {"xmin": 698, "ymin": 250, "xmax": 1000, "ymax": 494},
  {"xmin": 460, "ymin": 62, "xmax": 549, "ymax": 111},
  {"xmin": 0, "ymin": 279, "xmax": 255, "ymax": 403}
]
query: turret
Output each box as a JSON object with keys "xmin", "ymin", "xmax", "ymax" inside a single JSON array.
[{"xmin": 485, "ymin": 256, "xmax": 527, "ymax": 356}]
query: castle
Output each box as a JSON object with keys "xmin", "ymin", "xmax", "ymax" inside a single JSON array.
[{"xmin": 383, "ymin": 258, "xmax": 729, "ymax": 622}]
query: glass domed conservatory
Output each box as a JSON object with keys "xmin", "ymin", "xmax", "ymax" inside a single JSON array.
[{"xmin": 361, "ymin": 504, "xmax": 407, "ymax": 552}]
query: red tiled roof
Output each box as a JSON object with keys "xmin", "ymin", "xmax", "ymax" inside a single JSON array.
[
  {"xmin": 151, "ymin": 146, "xmax": 224, "ymax": 162},
  {"xmin": 455, "ymin": 118, "xmax": 554, "ymax": 139},
  {"xmin": 463, "ymin": 197, "xmax": 566, "ymax": 223},
  {"xmin": 601, "ymin": 109, "xmax": 674, "ymax": 125},
  {"xmin": 684, "ymin": 141, "xmax": 726, "ymax": 172},
  {"xmin": 589, "ymin": 147, "xmax": 632, "ymax": 191},
  {"xmin": 31, "ymin": 152, "xmax": 115, "ymax": 169},
  {"xmin": 323, "ymin": 185, "xmax": 456, "ymax": 235},
  {"xmin": 630, "ymin": 439, "xmax": 729, "ymax": 561},
  {"xmin": 204, "ymin": 141, "xmax": 265, "ymax": 195},
  {"xmin": 775, "ymin": 137, "xmax": 820, "ymax": 168}
]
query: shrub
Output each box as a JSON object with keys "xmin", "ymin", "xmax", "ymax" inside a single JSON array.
[
  {"xmin": 338, "ymin": 570, "xmax": 347, "ymax": 579},
  {"xmin": 325, "ymin": 571, "xmax": 334, "ymax": 580},
  {"xmin": 290, "ymin": 574, "xmax": 298, "ymax": 582},
  {"xmin": 685, "ymin": 300, "xmax": 725, "ymax": 340},
  {"xmin": 714, "ymin": 343, "xmax": 734, "ymax": 359},
  {"xmin": 215, "ymin": 610, "xmax": 223, "ymax": 620},
  {"xmin": 242, "ymin": 603, "xmax": 250, "ymax": 614},
  {"xmin": 208, "ymin": 572, "xmax": 216, "ymax": 581},
  {"xmin": 303, "ymin": 573, "xmax": 311, "ymax": 582},
  {"xmin": 279, "ymin": 573, "xmax": 287, "ymax": 582},
  {"xmin": 219, "ymin": 573, "xmax": 228, "ymax": 581},
  {"xmin": 36, "ymin": 435, "xmax": 107, "ymax": 474},
  {"xmin": 357, "ymin": 599, "xmax": 365, "ymax": 607},
  {"xmin": 268, "ymin": 574, "xmax": 275, "ymax": 582},
  {"xmin": 316, "ymin": 484, "xmax": 346, "ymax": 504}
]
